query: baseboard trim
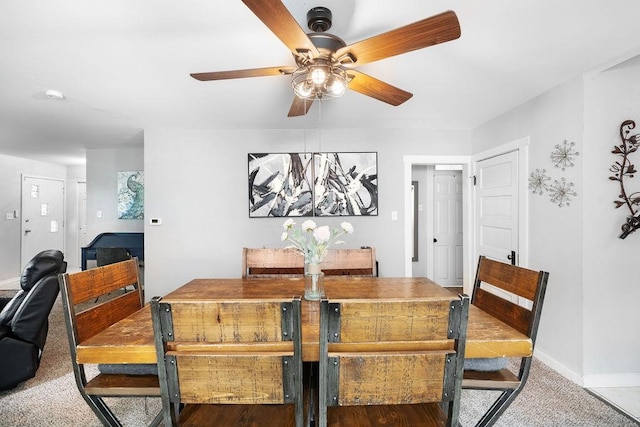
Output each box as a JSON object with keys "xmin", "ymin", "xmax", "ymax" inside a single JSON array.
[
  {"xmin": 535, "ymin": 348, "xmax": 640, "ymax": 387},
  {"xmin": 534, "ymin": 349, "xmax": 584, "ymax": 385},
  {"xmin": 0, "ymin": 276, "xmax": 20, "ymax": 291},
  {"xmin": 583, "ymin": 373, "xmax": 640, "ymax": 388}
]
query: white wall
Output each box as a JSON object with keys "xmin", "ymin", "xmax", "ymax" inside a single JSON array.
[
  {"xmin": 582, "ymin": 63, "xmax": 640, "ymax": 386},
  {"xmin": 473, "ymin": 77, "xmax": 585, "ymax": 377},
  {"xmin": 411, "ymin": 165, "xmax": 430, "ymax": 277},
  {"xmin": 143, "ymin": 128, "xmax": 470, "ymax": 298},
  {"xmin": 0, "ymin": 154, "xmax": 68, "ymax": 281},
  {"xmin": 85, "ymin": 146, "xmax": 144, "ymax": 242},
  {"xmin": 473, "ymin": 68, "xmax": 640, "ymax": 386},
  {"xmin": 65, "ymin": 165, "xmax": 87, "ymax": 269}
]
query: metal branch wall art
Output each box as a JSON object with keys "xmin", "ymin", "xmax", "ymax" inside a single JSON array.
[
  {"xmin": 529, "ymin": 139, "xmax": 579, "ymax": 207},
  {"xmin": 609, "ymin": 119, "xmax": 640, "ymax": 238}
]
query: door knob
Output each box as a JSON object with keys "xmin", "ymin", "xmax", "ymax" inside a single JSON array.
[
  {"xmin": 24, "ymin": 229, "xmax": 32, "ymax": 234},
  {"xmin": 433, "ymin": 238, "xmax": 438, "ymax": 243}
]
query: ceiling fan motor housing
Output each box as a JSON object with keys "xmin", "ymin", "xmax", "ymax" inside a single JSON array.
[{"xmin": 307, "ymin": 7, "xmax": 332, "ymax": 32}]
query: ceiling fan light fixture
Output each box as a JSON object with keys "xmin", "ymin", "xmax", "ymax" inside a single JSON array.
[
  {"xmin": 292, "ymin": 64, "xmax": 348, "ymax": 101},
  {"xmin": 297, "ymin": 80, "xmax": 314, "ymax": 98},
  {"xmin": 329, "ymin": 76, "xmax": 347, "ymax": 97},
  {"xmin": 310, "ymin": 66, "xmax": 327, "ymax": 85}
]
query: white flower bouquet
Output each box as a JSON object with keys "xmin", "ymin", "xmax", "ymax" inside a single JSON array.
[{"xmin": 281, "ymin": 219, "xmax": 354, "ymax": 265}]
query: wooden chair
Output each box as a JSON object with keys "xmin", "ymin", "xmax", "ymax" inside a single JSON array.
[
  {"xmin": 59, "ymin": 258, "xmax": 162, "ymax": 427},
  {"xmin": 318, "ymin": 294, "xmax": 470, "ymax": 427},
  {"xmin": 150, "ymin": 296, "xmax": 304, "ymax": 427},
  {"xmin": 462, "ymin": 256, "xmax": 550, "ymax": 427},
  {"xmin": 242, "ymin": 247, "xmax": 304, "ymax": 277},
  {"xmin": 321, "ymin": 247, "xmax": 377, "ymax": 276}
]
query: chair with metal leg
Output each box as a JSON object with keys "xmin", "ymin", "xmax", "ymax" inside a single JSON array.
[
  {"xmin": 59, "ymin": 258, "xmax": 162, "ymax": 427},
  {"xmin": 462, "ymin": 255, "xmax": 550, "ymax": 426},
  {"xmin": 150, "ymin": 296, "xmax": 304, "ymax": 426},
  {"xmin": 318, "ymin": 294, "xmax": 470, "ymax": 427}
]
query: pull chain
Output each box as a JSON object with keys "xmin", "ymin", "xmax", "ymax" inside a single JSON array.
[
  {"xmin": 303, "ymin": 98, "xmax": 308, "ymax": 158},
  {"xmin": 318, "ymin": 99, "xmax": 322, "ymax": 153}
]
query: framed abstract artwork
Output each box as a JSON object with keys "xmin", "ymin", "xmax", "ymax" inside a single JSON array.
[
  {"xmin": 248, "ymin": 153, "xmax": 314, "ymax": 218},
  {"xmin": 313, "ymin": 152, "xmax": 378, "ymax": 216},
  {"xmin": 248, "ymin": 152, "xmax": 377, "ymax": 217}
]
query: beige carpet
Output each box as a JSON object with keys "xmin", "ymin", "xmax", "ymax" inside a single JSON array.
[{"xmin": 1, "ymin": 292, "xmax": 637, "ymax": 426}]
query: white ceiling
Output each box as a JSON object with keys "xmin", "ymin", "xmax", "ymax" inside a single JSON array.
[{"xmin": 1, "ymin": 0, "xmax": 640, "ymax": 165}]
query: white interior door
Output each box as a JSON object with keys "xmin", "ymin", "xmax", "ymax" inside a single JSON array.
[
  {"xmin": 433, "ymin": 171, "xmax": 463, "ymax": 286},
  {"xmin": 474, "ymin": 151, "xmax": 519, "ymax": 265},
  {"xmin": 21, "ymin": 176, "xmax": 65, "ymax": 267}
]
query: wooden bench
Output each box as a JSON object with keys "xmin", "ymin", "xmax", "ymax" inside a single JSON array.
[
  {"xmin": 150, "ymin": 296, "xmax": 304, "ymax": 426},
  {"xmin": 320, "ymin": 247, "xmax": 377, "ymax": 276},
  {"xmin": 318, "ymin": 295, "xmax": 470, "ymax": 426},
  {"xmin": 462, "ymin": 256, "xmax": 549, "ymax": 427},
  {"xmin": 58, "ymin": 258, "xmax": 162, "ymax": 427},
  {"xmin": 242, "ymin": 247, "xmax": 377, "ymax": 277}
]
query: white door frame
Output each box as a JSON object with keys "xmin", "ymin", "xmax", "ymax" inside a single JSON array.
[
  {"xmin": 403, "ymin": 156, "xmax": 473, "ymax": 291},
  {"xmin": 471, "ymin": 137, "xmax": 530, "ymax": 269},
  {"xmin": 404, "ymin": 140, "xmax": 529, "ymax": 293}
]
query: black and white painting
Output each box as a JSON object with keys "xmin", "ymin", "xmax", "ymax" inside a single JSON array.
[
  {"xmin": 314, "ymin": 152, "xmax": 378, "ymax": 216},
  {"xmin": 248, "ymin": 152, "xmax": 378, "ymax": 217},
  {"xmin": 248, "ymin": 153, "xmax": 314, "ymax": 217}
]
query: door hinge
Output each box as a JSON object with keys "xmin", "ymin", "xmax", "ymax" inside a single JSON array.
[{"xmin": 472, "ymin": 175, "xmax": 477, "ymax": 186}]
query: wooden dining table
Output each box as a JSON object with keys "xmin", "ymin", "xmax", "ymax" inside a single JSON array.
[{"xmin": 75, "ymin": 276, "xmax": 533, "ymax": 365}]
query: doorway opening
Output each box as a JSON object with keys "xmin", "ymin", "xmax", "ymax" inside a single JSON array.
[
  {"xmin": 410, "ymin": 163, "xmax": 466, "ymax": 288},
  {"xmin": 403, "ymin": 155, "xmax": 472, "ymax": 292},
  {"xmin": 404, "ymin": 139, "xmax": 529, "ymax": 294}
]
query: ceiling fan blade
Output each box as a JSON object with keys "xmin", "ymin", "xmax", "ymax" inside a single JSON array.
[
  {"xmin": 242, "ymin": 0, "xmax": 319, "ymax": 59},
  {"xmin": 287, "ymin": 96, "xmax": 314, "ymax": 117},
  {"xmin": 346, "ymin": 70, "xmax": 413, "ymax": 106},
  {"xmin": 336, "ymin": 10, "xmax": 460, "ymax": 66},
  {"xmin": 191, "ymin": 66, "xmax": 296, "ymax": 81}
]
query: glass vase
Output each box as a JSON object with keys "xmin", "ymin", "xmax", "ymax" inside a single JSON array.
[{"xmin": 304, "ymin": 263, "xmax": 324, "ymax": 301}]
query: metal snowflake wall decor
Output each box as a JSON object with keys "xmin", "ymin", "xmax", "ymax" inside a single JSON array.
[
  {"xmin": 530, "ymin": 140, "xmax": 579, "ymax": 206},
  {"xmin": 528, "ymin": 168, "xmax": 551, "ymax": 195},
  {"xmin": 549, "ymin": 177, "xmax": 577, "ymax": 207},
  {"xmin": 550, "ymin": 139, "xmax": 580, "ymax": 170}
]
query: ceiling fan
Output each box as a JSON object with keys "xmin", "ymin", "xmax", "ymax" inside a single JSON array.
[{"xmin": 191, "ymin": 0, "xmax": 461, "ymax": 117}]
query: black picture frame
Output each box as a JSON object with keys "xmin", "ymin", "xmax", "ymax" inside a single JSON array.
[{"xmin": 248, "ymin": 152, "xmax": 378, "ymax": 217}]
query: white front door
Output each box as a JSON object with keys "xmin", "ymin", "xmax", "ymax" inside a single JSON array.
[
  {"xmin": 474, "ymin": 151, "xmax": 519, "ymax": 265},
  {"xmin": 21, "ymin": 176, "xmax": 65, "ymax": 266},
  {"xmin": 433, "ymin": 171, "xmax": 463, "ymax": 286}
]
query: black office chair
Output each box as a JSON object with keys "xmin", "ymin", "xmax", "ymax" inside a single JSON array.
[{"xmin": 0, "ymin": 249, "xmax": 66, "ymax": 390}]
